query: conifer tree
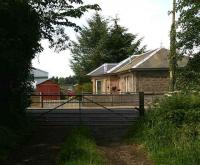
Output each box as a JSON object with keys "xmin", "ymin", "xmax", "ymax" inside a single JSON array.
[{"xmin": 71, "ymin": 14, "xmax": 146, "ymax": 83}]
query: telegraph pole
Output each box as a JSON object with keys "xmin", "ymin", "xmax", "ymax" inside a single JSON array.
[{"xmin": 169, "ymin": 0, "xmax": 177, "ymax": 91}]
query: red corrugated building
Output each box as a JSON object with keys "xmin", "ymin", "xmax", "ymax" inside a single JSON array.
[{"xmin": 36, "ymin": 80, "xmax": 60, "ymax": 100}]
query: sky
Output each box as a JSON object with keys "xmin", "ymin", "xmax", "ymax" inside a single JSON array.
[{"xmin": 32, "ymin": 0, "xmax": 172, "ymax": 78}]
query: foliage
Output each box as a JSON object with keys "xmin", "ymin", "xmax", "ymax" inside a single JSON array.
[
  {"xmin": 176, "ymin": 68, "xmax": 200, "ymax": 91},
  {"xmin": 176, "ymin": 53, "xmax": 200, "ymax": 91},
  {"xmin": 71, "ymin": 13, "xmax": 109, "ymax": 83},
  {"xmin": 29, "ymin": 0, "xmax": 100, "ymax": 51},
  {"xmin": 175, "ymin": 1, "xmax": 200, "ymax": 91},
  {"xmin": 0, "ymin": 0, "xmax": 97, "ymax": 126},
  {"xmin": 127, "ymin": 93, "xmax": 200, "ymax": 165},
  {"xmin": 50, "ymin": 76, "xmax": 77, "ymax": 86},
  {"xmin": 0, "ymin": 0, "xmax": 41, "ymax": 128},
  {"xmin": 56, "ymin": 127, "xmax": 104, "ymax": 165},
  {"xmin": 0, "ymin": 0, "xmax": 98, "ymax": 158},
  {"xmin": 177, "ymin": 0, "xmax": 200, "ymax": 56},
  {"xmin": 74, "ymin": 83, "xmax": 92, "ymax": 94},
  {"xmin": 70, "ymin": 13, "xmax": 146, "ymax": 83},
  {"xmin": 105, "ymin": 19, "xmax": 146, "ymax": 63}
]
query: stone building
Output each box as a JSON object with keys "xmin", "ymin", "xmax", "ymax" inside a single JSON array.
[{"xmin": 87, "ymin": 48, "xmax": 188, "ymax": 94}]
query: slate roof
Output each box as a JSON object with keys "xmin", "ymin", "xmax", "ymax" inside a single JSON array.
[
  {"xmin": 108, "ymin": 48, "xmax": 188, "ymax": 73},
  {"xmin": 87, "ymin": 48, "xmax": 189, "ymax": 76},
  {"xmin": 108, "ymin": 49, "xmax": 157, "ymax": 73},
  {"xmin": 87, "ymin": 63, "xmax": 118, "ymax": 76}
]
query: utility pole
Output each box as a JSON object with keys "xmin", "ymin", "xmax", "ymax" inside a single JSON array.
[{"xmin": 169, "ymin": 0, "xmax": 177, "ymax": 91}]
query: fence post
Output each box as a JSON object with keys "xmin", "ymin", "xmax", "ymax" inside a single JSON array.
[
  {"xmin": 139, "ymin": 92, "xmax": 145, "ymax": 116},
  {"xmin": 41, "ymin": 92, "xmax": 44, "ymax": 108},
  {"xmin": 111, "ymin": 94, "xmax": 113, "ymax": 106},
  {"xmin": 79, "ymin": 94, "xmax": 82, "ymax": 123}
]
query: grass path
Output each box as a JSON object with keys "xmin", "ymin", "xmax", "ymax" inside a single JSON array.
[{"xmin": 2, "ymin": 127, "xmax": 153, "ymax": 165}]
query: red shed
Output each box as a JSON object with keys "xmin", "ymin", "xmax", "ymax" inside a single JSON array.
[{"xmin": 36, "ymin": 80, "xmax": 60, "ymax": 100}]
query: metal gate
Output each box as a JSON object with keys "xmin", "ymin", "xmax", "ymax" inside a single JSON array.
[{"xmin": 27, "ymin": 93, "xmax": 145, "ymax": 126}]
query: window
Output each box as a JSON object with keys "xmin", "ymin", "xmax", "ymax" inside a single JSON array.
[
  {"xmin": 96, "ymin": 80, "xmax": 102, "ymax": 94},
  {"xmin": 124, "ymin": 76, "xmax": 129, "ymax": 92}
]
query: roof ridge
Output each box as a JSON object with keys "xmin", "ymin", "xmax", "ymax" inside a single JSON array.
[
  {"xmin": 107, "ymin": 49, "xmax": 157, "ymax": 73},
  {"xmin": 104, "ymin": 63, "xmax": 118, "ymax": 65},
  {"xmin": 87, "ymin": 63, "xmax": 118, "ymax": 76},
  {"xmin": 132, "ymin": 48, "xmax": 162, "ymax": 68}
]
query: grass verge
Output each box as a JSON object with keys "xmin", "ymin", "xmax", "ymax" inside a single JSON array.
[
  {"xmin": 57, "ymin": 127, "xmax": 105, "ymax": 165},
  {"xmin": 126, "ymin": 92, "xmax": 200, "ymax": 165}
]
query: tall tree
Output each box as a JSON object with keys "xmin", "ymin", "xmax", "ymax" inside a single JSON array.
[
  {"xmin": 71, "ymin": 13, "xmax": 109, "ymax": 83},
  {"xmin": 177, "ymin": 0, "xmax": 200, "ymax": 56},
  {"xmin": 175, "ymin": 0, "xmax": 200, "ymax": 91},
  {"xmin": 70, "ymin": 14, "xmax": 146, "ymax": 83},
  {"xmin": 29, "ymin": 0, "xmax": 100, "ymax": 51},
  {"xmin": 0, "ymin": 0, "xmax": 41, "ymax": 128},
  {"xmin": 105, "ymin": 18, "xmax": 146, "ymax": 62},
  {"xmin": 0, "ymin": 0, "xmax": 99, "ymax": 128}
]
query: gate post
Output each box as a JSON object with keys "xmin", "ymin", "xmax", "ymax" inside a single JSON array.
[
  {"xmin": 79, "ymin": 94, "xmax": 82, "ymax": 123},
  {"xmin": 41, "ymin": 92, "xmax": 44, "ymax": 108},
  {"xmin": 139, "ymin": 92, "xmax": 145, "ymax": 116}
]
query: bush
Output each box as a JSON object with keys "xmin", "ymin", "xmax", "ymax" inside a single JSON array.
[
  {"xmin": 127, "ymin": 93, "xmax": 200, "ymax": 165},
  {"xmin": 57, "ymin": 127, "xmax": 104, "ymax": 165},
  {"xmin": 74, "ymin": 83, "xmax": 92, "ymax": 94}
]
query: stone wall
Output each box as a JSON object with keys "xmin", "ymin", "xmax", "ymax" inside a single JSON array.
[
  {"xmin": 136, "ymin": 70, "xmax": 169, "ymax": 93},
  {"xmin": 91, "ymin": 70, "xmax": 169, "ymax": 94}
]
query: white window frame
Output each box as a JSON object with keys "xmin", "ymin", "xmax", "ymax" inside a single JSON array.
[
  {"xmin": 125, "ymin": 76, "xmax": 129, "ymax": 92},
  {"xmin": 96, "ymin": 80, "xmax": 102, "ymax": 94}
]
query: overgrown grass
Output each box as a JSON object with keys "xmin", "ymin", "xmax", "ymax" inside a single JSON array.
[
  {"xmin": 57, "ymin": 127, "xmax": 105, "ymax": 165},
  {"xmin": 127, "ymin": 92, "xmax": 200, "ymax": 165}
]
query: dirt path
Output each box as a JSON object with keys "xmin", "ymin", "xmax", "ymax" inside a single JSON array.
[
  {"xmin": 99, "ymin": 144, "xmax": 153, "ymax": 165},
  {"xmin": 2, "ymin": 127, "xmax": 153, "ymax": 165}
]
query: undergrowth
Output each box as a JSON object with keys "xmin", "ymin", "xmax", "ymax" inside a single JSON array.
[
  {"xmin": 57, "ymin": 127, "xmax": 105, "ymax": 165},
  {"xmin": 0, "ymin": 126, "xmax": 18, "ymax": 160},
  {"xmin": 0, "ymin": 113, "xmax": 34, "ymax": 161},
  {"xmin": 127, "ymin": 92, "xmax": 200, "ymax": 165}
]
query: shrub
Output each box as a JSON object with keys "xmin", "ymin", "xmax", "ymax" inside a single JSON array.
[
  {"xmin": 127, "ymin": 93, "xmax": 200, "ymax": 165},
  {"xmin": 74, "ymin": 83, "xmax": 92, "ymax": 94}
]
